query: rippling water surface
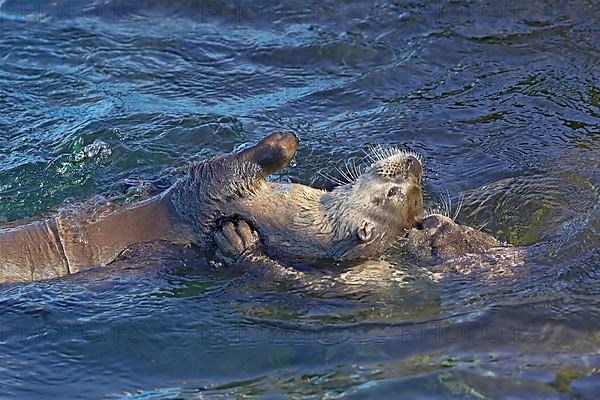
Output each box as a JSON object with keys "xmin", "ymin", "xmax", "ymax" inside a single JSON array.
[{"xmin": 1, "ymin": 0, "xmax": 599, "ymax": 398}]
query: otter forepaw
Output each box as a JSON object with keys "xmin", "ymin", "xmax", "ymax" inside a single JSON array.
[{"xmin": 212, "ymin": 220, "xmax": 260, "ymax": 266}]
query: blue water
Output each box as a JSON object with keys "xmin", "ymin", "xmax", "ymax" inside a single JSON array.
[{"xmin": 0, "ymin": 0, "xmax": 599, "ymax": 398}]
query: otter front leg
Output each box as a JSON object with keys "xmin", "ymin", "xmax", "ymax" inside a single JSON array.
[
  {"xmin": 212, "ymin": 220, "xmax": 260, "ymax": 266},
  {"xmin": 211, "ymin": 220, "xmax": 305, "ymax": 285}
]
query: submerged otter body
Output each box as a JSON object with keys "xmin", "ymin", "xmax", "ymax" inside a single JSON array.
[
  {"xmin": 0, "ymin": 132, "xmax": 424, "ymax": 284},
  {"xmin": 407, "ymin": 214, "xmax": 502, "ymax": 259},
  {"xmin": 405, "ymin": 214, "xmax": 527, "ymax": 279}
]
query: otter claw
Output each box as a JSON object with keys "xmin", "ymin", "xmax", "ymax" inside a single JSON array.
[
  {"xmin": 212, "ymin": 230, "xmax": 237, "ymax": 265},
  {"xmin": 212, "ymin": 219, "xmax": 260, "ymax": 266},
  {"xmin": 222, "ymin": 221, "xmax": 245, "ymax": 253},
  {"xmin": 236, "ymin": 220, "xmax": 258, "ymax": 249}
]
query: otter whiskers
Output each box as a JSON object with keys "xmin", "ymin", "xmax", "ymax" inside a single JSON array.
[
  {"xmin": 318, "ymin": 170, "xmax": 347, "ymax": 186},
  {"xmin": 320, "ymin": 145, "xmax": 423, "ymax": 188},
  {"xmin": 425, "ymin": 191, "xmax": 465, "ymax": 222}
]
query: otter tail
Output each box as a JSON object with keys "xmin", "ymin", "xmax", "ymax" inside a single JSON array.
[{"xmin": 0, "ymin": 218, "xmax": 70, "ymax": 284}]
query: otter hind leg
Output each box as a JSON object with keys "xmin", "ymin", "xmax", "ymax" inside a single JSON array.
[{"xmin": 233, "ymin": 132, "xmax": 299, "ymax": 178}]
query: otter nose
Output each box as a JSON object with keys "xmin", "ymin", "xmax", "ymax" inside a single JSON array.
[{"xmin": 405, "ymin": 155, "xmax": 422, "ymax": 179}]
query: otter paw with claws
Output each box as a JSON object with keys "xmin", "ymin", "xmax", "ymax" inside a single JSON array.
[{"xmin": 212, "ymin": 220, "xmax": 260, "ymax": 266}]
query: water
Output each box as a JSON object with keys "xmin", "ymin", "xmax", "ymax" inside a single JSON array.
[{"xmin": 0, "ymin": 0, "xmax": 599, "ymax": 398}]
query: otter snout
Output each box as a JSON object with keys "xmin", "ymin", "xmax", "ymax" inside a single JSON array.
[
  {"xmin": 405, "ymin": 155, "xmax": 422, "ymax": 180},
  {"xmin": 375, "ymin": 152, "xmax": 422, "ymax": 181}
]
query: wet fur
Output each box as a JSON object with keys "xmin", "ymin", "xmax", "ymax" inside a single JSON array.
[
  {"xmin": 0, "ymin": 132, "xmax": 423, "ymax": 283},
  {"xmin": 170, "ymin": 147, "xmax": 423, "ymax": 262}
]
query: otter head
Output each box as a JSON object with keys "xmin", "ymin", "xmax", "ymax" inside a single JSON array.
[
  {"xmin": 407, "ymin": 214, "xmax": 501, "ymax": 258},
  {"xmin": 324, "ymin": 147, "xmax": 424, "ymax": 260}
]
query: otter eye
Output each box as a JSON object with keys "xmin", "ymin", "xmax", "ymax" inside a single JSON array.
[{"xmin": 387, "ymin": 187, "xmax": 402, "ymax": 199}]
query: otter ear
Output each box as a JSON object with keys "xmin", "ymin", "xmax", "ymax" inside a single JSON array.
[{"xmin": 357, "ymin": 219, "xmax": 375, "ymax": 242}]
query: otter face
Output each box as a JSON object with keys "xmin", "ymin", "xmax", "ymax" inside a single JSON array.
[{"xmin": 325, "ymin": 148, "xmax": 424, "ymax": 260}]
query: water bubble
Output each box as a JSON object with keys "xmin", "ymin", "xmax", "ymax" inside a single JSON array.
[{"xmin": 73, "ymin": 140, "xmax": 112, "ymax": 163}]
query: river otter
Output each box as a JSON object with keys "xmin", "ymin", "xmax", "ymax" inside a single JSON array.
[
  {"xmin": 0, "ymin": 132, "xmax": 424, "ymax": 284},
  {"xmin": 214, "ymin": 211, "xmax": 525, "ymax": 289},
  {"xmin": 197, "ymin": 142, "xmax": 424, "ymax": 263},
  {"xmin": 407, "ymin": 214, "xmax": 501, "ymax": 259},
  {"xmin": 404, "ymin": 213, "xmax": 526, "ymax": 279}
]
